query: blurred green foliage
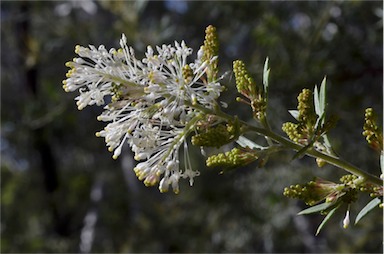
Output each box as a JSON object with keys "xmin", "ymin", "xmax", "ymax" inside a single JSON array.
[{"xmin": 1, "ymin": 1, "xmax": 382, "ymax": 253}]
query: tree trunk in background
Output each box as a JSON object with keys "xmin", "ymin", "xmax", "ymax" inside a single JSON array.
[{"xmin": 16, "ymin": 1, "xmax": 69, "ymax": 237}]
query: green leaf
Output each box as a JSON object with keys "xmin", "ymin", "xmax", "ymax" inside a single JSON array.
[
  {"xmin": 319, "ymin": 76, "xmax": 327, "ymax": 115},
  {"xmin": 355, "ymin": 198, "xmax": 381, "ymax": 225},
  {"xmin": 314, "ymin": 112, "xmax": 325, "ymax": 131},
  {"xmin": 236, "ymin": 135, "xmax": 266, "ymax": 150},
  {"xmin": 322, "ymin": 134, "xmax": 333, "ymax": 152},
  {"xmin": 314, "ymin": 77, "xmax": 327, "ymax": 125},
  {"xmin": 316, "ymin": 204, "xmax": 340, "ymax": 236},
  {"xmin": 288, "ymin": 110, "xmax": 300, "ymax": 121},
  {"xmin": 263, "ymin": 57, "xmax": 270, "ymax": 98},
  {"xmin": 314, "ymin": 84, "xmax": 321, "ymax": 117},
  {"xmin": 381, "ymin": 151, "xmax": 384, "ymax": 175},
  {"xmin": 298, "ymin": 202, "xmax": 335, "ymax": 215}
]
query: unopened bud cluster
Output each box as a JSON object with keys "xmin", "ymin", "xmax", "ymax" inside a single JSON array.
[
  {"xmin": 201, "ymin": 25, "xmax": 219, "ymax": 82},
  {"xmin": 282, "ymin": 89, "xmax": 316, "ymax": 145},
  {"xmin": 297, "ymin": 89, "xmax": 316, "ymax": 124},
  {"xmin": 206, "ymin": 147, "xmax": 258, "ymax": 168},
  {"xmin": 283, "ymin": 180, "xmax": 333, "ymax": 206},
  {"xmin": 283, "ymin": 175, "xmax": 363, "ymax": 206},
  {"xmin": 233, "ymin": 60, "xmax": 266, "ymax": 120},
  {"xmin": 233, "ymin": 60, "xmax": 257, "ymax": 96},
  {"xmin": 192, "ymin": 123, "xmax": 237, "ymax": 148},
  {"xmin": 281, "ymin": 122, "xmax": 302, "ymax": 143},
  {"xmin": 339, "ymin": 174, "xmax": 382, "ymax": 200},
  {"xmin": 339, "ymin": 174, "xmax": 358, "ymax": 184},
  {"xmin": 182, "ymin": 64, "xmax": 193, "ymax": 84},
  {"xmin": 363, "ymin": 108, "xmax": 383, "ymax": 151}
]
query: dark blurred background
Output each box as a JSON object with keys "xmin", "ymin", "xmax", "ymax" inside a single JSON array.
[{"xmin": 1, "ymin": 1, "xmax": 382, "ymax": 253}]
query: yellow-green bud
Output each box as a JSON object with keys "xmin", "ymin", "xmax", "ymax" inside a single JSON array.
[
  {"xmin": 251, "ymin": 95, "xmax": 267, "ymax": 120},
  {"xmin": 202, "ymin": 25, "xmax": 219, "ymax": 81},
  {"xmin": 282, "ymin": 122, "xmax": 302, "ymax": 143},
  {"xmin": 203, "ymin": 25, "xmax": 218, "ymax": 59},
  {"xmin": 206, "ymin": 147, "xmax": 258, "ymax": 168},
  {"xmin": 339, "ymin": 174, "xmax": 358, "ymax": 185},
  {"xmin": 283, "ymin": 178, "xmax": 349, "ymax": 206},
  {"xmin": 192, "ymin": 124, "xmax": 233, "ymax": 148},
  {"xmin": 316, "ymin": 158, "xmax": 326, "ymax": 167},
  {"xmin": 363, "ymin": 107, "xmax": 383, "ymax": 151},
  {"xmin": 233, "ymin": 60, "xmax": 257, "ymax": 96},
  {"xmin": 182, "ymin": 64, "xmax": 193, "ymax": 84},
  {"xmin": 297, "ymin": 89, "xmax": 315, "ymax": 125},
  {"xmin": 233, "ymin": 60, "xmax": 266, "ymax": 120}
]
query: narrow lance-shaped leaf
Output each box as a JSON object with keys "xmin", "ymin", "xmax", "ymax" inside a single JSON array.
[
  {"xmin": 319, "ymin": 76, "xmax": 327, "ymax": 117},
  {"xmin": 288, "ymin": 110, "xmax": 300, "ymax": 121},
  {"xmin": 316, "ymin": 204, "xmax": 340, "ymax": 236},
  {"xmin": 314, "ymin": 111, "xmax": 325, "ymax": 131},
  {"xmin": 263, "ymin": 57, "xmax": 270, "ymax": 99},
  {"xmin": 298, "ymin": 201, "xmax": 336, "ymax": 215},
  {"xmin": 355, "ymin": 198, "xmax": 381, "ymax": 225},
  {"xmin": 236, "ymin": 135, "xmax": 267, "ymax": 150},
  {"xmin": 322, "ymin": 134, "xmax": 333, "ymax": 152},
  {"xmin": 314, "ymin": 77, "xmax": 327, "ymax": 125},
  {"xmin": 314, "ymin": 84, "xmax": 321, "ymax": 117}
]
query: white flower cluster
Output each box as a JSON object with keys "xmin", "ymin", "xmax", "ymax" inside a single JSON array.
[{"xmin": 63, "ymin": 34, "xmax": 223, "ymax": 193}]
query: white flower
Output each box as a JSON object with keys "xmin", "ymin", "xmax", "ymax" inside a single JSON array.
[
  {"xmin": 142, "ymin": 40, "xmax": 223, "ymax": 124},
  {"xmin": 64, "ymin": 33, "xmax": 224, "ymax": 193},
  {"xmin": 130, "ymin": 123, "xmax": 182, "ymax": 192},
  {"xmin": 63, "ymin": 40, "xmax": 147, "ymax": 110},
  {"xmin": 96, "ymin": 99, "xmax": 148, "ymax": 157}
]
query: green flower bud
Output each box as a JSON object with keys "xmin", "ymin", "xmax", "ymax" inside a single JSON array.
[
  {"xmin": 282, "ymin": 89, "xmax": 320, "ymax": 145},
  {"xmin": 203, "ymin": 25, "xmax": 219, "ymax": 59},
  {"xmin": 339, "ymin": 174, "xmax": 358, "ymax": 185},
  {"xmin": 297, "ymin": 88, "xmax": 316, "ymax": 125},
  {"xmin": 369, "ymin": 186, "xmax": 383, "ymax": 198},
  {"xmin": 206, "ymin": 147, "xmax": 258, "ymax": 168},
  {"xmin": 363, "ymin": 107, "xmax": 383, "ymax": 151},
  {"xmin": 316, "ymin": 158, "xmax": 326, "ymax": 167},
  {"xmin": 284, "ymin": 178, "xmax": 346, "ymax": 206},
  {"xmin": 192, "ymin": 124, "xmax": 232, "ymax": 148},
  {"xmin": 233, "ymin": 60, "xmax": 257, "ymax": 97},
  {"xmin": 182, "ymin": 64, "xmax": 193, "ymax": 84},
  {"xmin": 202, "ymin": 25, "xmax": 219, "ymax": 82},
  {"xmin": 192, "ymin": 118, "xmax": 240, "ymax": 148},
  {"xmin": 111, "ymin": 83, "xmax": 123, "ymax": 102},
  {"xmin": 282, "ymin": 122, "xmax": 302, "ymax": 143},
  {"xmin": 284, "ymin": 174, "xmax": 368, "ymax": 208},
  {"xmin": 233, "ymin": 60, "xmax": 266, "ymax": 120},
  {"xmin": 251, "ymin": 95, "xmax": 267, "ymax": 120}
]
